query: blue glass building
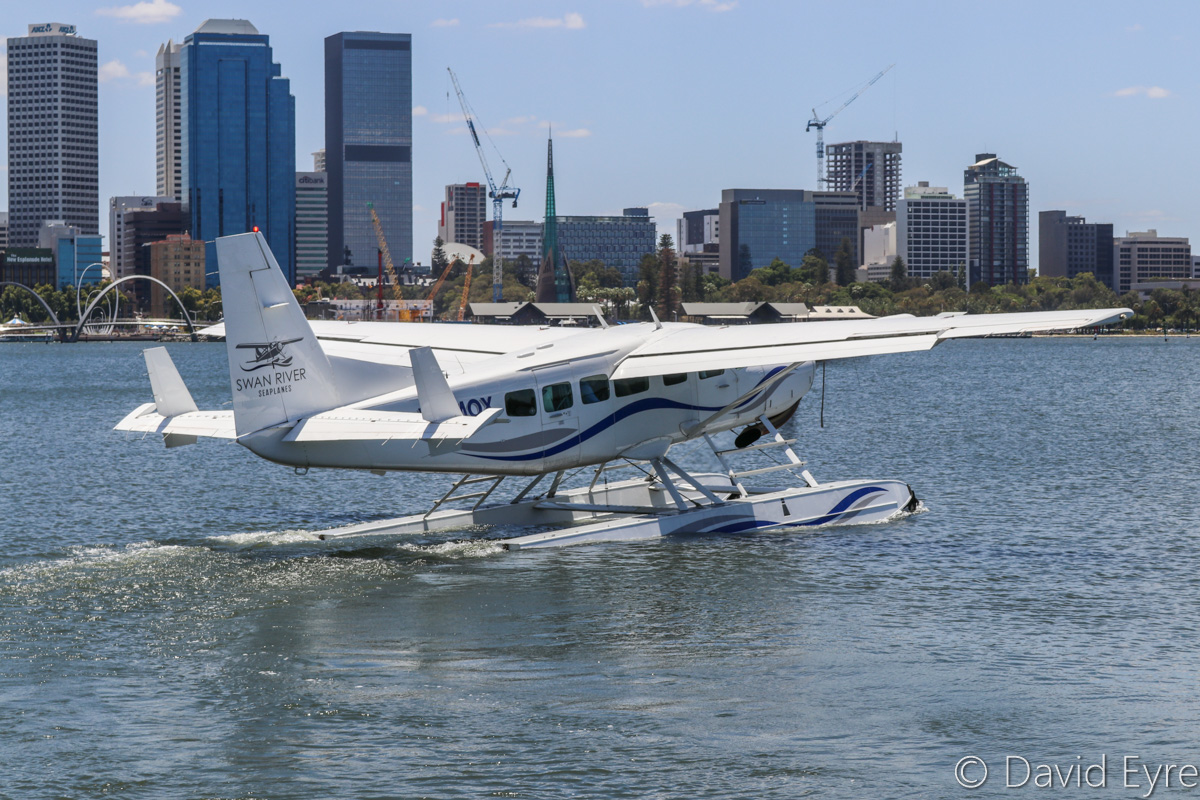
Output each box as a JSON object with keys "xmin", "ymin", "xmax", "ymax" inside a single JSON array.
[
  {"xmin": 57, "ymin": 235, "xmax": 103, "ymax": 289},
  {"xmin": 325, "ymin": 32, "xmax": 412, "ymax": 271},
  {"xmin": 181, "ymin": 19, "xmax": 295, "ymax": 286}
]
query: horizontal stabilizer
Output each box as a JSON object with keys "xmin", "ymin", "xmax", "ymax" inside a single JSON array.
[
  {"xmin": 282, "ymin": 407, "xmax": 501, "ymax": 444},
  {"xmin": 115, "ymin": 403, "xmax": 237, "ymax": 440},
  {"xmin": 145, "ymin": 347, "xmax": 198, "ymax": 418},
  {"xmin": 409, "ymin": 346, "xmax": 460, "ymax": 422}
]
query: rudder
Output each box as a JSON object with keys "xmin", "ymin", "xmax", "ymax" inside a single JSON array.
[{"xmin": 217, "ymin": 232, "xmax": 341, "ymax": 436}]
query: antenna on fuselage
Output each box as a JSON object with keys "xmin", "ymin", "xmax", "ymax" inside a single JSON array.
[
  {"xmin": 648, "ymin": 306, "xmax": 662, "ymax": 330},
  {"xmin": 591, "ymin": 305, "xmax": 609, "ymax": 329}
]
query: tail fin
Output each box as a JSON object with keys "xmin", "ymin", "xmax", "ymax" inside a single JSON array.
[{"xmin": 217, "ymin": 232, "xmax": 340, "ymax": 436}]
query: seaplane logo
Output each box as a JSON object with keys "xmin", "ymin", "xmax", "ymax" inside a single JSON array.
[{"xmin": 236, "ymin": 338, "xmax": 302, "ymax": 372}]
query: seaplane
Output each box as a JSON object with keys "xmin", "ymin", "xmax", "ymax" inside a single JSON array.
[{"xmin": 116, "ymin": 232, "xmax": 1131, "ymax": 549}]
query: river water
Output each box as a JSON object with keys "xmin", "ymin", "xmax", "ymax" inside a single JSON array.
[{"xmin": 1, "ymin": 337, "xmax": 1198, "ymax": 799}]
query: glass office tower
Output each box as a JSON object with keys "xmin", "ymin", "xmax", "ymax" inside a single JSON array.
[
  {"xmin": 325, "ymin": 32, "xmax": 413, "ymax": 271},
  {"xmin": 181, "ymin": 19, "xmax": 296, "ymax": 286}
]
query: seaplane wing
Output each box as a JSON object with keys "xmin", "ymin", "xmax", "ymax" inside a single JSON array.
[
  {"xmin": 609, "ymin": 308, "xmax": 1133, "ymax": 380},
  {"xmin": 201, "ymin": 318, "xmax": 583, "ymax": 371},
  {"xmin": 115, "ymin": 403, "xmax": 236, "ymax": 440}
]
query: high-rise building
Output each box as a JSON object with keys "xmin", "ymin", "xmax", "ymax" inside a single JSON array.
[
  {"xmin": 485, "ymin": 220, "xmax": 543, "ymax": 264},
  {"xmin": 557, "ymin": 209, "xmax": 657, "ymax": 286},
  {"xmin": 155, "ymin": 40, "xmax": 182, "ymax": 200},
  {"xmin": 964, "ymin": 153, "xmax": 1028, "ymax": 287},
  {"xmin": 717, "ymin": 189, "xmax": 859, "ymax": 281},
  {"xmin": 182, "ymin": 19, "xmax": 295, "ymax": 286},
  {"xmin": 897, "ymin": 182, "xmax": 969, "ymax": 281},
  {"xmin": 7, "ymin": 22, "xmax": 98, "ymax": 248},
  {"xmin": 325, "ymin": 32, "xmax": 412, "ymax": 272},
  {"xmin": 1114, "ymin": 230, "xmax": 1192, "ymax": 296},
  {"xmin": 313, "ymin": 149, "xmax": 326, "ymax": 172},
  {"xmin": 825, "ymin": 141, "xmax": 902, "ymax": 211},
  {"xmin": 677, "ymin": 208, "xmax": 719, "ymax": 255},
  {"xmin": 1039, "ymin": 210, "xmax": 1114, "ymax": 290},
  {"xmin": 110, "ymin": 196, "xmax": 174, "ymax": 279},
  {"xmin": 0, "ymin": 213, "xmax": 9, "ymax": 252},
  {"xmin": 439, "ymin": 183, "xmax": 487, "ymax": 250},
  {"xmin": 813, "ymin": 191, "xmax": 860, "ymax": 268},
  {"xmin": 295, "ymin": 172, "xmax": 328, "ymax": 280}
]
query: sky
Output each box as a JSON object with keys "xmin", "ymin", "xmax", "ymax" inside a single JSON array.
[{"xmin": 5, "ymin": 0, "xmax": 1200, "ymax": 268}]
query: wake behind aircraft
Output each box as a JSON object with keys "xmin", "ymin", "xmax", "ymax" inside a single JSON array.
[{"xmin": 117, "ymin": 233, "xmax": 1131, "ymax": 548}]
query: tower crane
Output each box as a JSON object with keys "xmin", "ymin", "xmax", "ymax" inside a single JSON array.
[
  {"xmin": 448, "ymin": 67, "xmax": 520, "ymax": 303},
  {"xmin": 806, "ymin": 64, "xmax": 894, "ymax": 188}
]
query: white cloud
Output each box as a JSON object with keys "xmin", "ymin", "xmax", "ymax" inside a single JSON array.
[
  {"xmin": 647, "ymin": 201, "xmax": 687, "ymax": 220},
  {"xmin": 431, "ymin": 18, "xmax": 459, "ymax": 27},
  {"xmin": 96, "ymin": 0, "xmax": 183, "ymax": 24},
  {"xmin": 413, "ymin": 105, "xmax": 428, "ymax": 116},
  {"xmin": 643, "ymin": 0, "xmax": 737, "ymax": 10},
  {"xmin": 539, "ymin": 121, "xmax": 592, "ymax": 138},
  {"xmin": 98, "ymin": 59, "xmax": 132, "ymax": 82},
  {"xmin": 1113, "ymin": 85, "xmax": 1171, "ymax": 98},
  {"xmin": 98, "ymin": 59, "xmax": 153, "ymax": 86},
  {"xmin": 489, "ymin": 12, "xmax": 585, "ymax": 30},
  {"xmin": 431, "ymin": 112, "xmax": 460, "ymax": 124}
]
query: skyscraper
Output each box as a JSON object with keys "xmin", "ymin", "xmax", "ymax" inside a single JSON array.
[
  {"xmin": 325, "ymin": 32, "xmax": 412, "ymax": 271},
  {"xmin": 7, "ymin": 22, "xmax": 98, "ymax": 248},
  {"xmin": 825, "ymin": 141, "xmax": 902, "ymax": 211},
  {"xmin": 181, "ymin": 19, "xmax": 295, "ymax": 285},
  {"xmin": 964, "ymin": 153, "xmax": 1029, "ymax": 287},
  {"xmin": 155, "ymin": 40, "xmax": 182, "ymax": 200}
]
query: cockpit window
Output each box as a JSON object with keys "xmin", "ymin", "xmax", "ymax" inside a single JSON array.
[{"xmin": 505, "ymin": 388, "xmax": 537, "ymax": 417}]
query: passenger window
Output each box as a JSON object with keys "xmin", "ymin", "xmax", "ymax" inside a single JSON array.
[
  {"xmin": 505, "ymin": 388, "xmax": 537, "ymax": 417},
  {"xmin": 699, "ymin": 369, "xmax": 725, "ymax": 380},
  {"xmin": 614, "ymin": 376, "xmax": 650, "ymax": 397},
  {"xmin": 580, "ymin": 375, "xmax": 610, "ymax": 404},
  {"xmin": 662, "ymin": 373, "xmax": 687, "ymax": 386},
  {"xmin": 542, "ymin": 382, "xmax": 574, "ymax": 412}
]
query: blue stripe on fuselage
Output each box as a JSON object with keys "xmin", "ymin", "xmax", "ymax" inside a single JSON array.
[{"xmin": 467, "ymin": 397, "xmax": 724, "ymax": 462}]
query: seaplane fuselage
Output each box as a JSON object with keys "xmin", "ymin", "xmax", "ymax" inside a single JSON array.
[{"xmin": 240, "ymin": 323, "xmax": 815, "ymax": 476}]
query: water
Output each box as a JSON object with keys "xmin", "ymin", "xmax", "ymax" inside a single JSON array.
[{"xmin": 1, "ymin": 337, "xmax": 1198, "ymax": 799}]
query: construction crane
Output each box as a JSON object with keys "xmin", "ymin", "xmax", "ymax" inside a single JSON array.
[
  {"xmin": 448, "ymin": 67, "xmax": 519, "ymax": 303},
  {"xmin": 427, "ymin": 253, "xmax": 473, "ymax": 322},
  {"xmin": 457, "ymin": 255, "xmax": 477, "ymax": 322},
  {"xmin": 369, "ymin": 202, "xmax": 424, "ymax": 322},
  {"xmin": 806, "ymin": 64, "xmax": 894, "ymax": 188}
]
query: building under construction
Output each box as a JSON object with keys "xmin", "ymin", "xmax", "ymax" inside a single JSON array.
[{"xmin": 825, "ymin": 141, "xmax": 902, "ymax": 211}]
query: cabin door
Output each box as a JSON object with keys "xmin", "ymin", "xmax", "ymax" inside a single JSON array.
[{"xmin": 533, "ymin": 366, "xmax": 582, "ymax": 470}]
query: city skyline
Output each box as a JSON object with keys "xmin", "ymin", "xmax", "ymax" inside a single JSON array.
[{"xmin": 3, "ymin": 1, "xmax": 1199, "ymax": 268}]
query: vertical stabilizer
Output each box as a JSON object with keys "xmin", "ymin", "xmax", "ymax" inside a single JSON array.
[{"xmin": 217, "ymin": 232, "xmax": 341, "ymax": 436}]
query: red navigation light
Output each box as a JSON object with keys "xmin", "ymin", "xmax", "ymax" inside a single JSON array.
[{"xmin": 252, "ymin": 226, "xmax": 259, "ymax": 232}]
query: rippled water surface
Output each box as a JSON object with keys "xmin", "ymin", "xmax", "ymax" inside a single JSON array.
[{"xmin": 1, "ymin": 337, "xmax": 1198, "ymax": 799}]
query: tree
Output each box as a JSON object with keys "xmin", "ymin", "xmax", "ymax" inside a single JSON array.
[
  {"xmin": 738, "ymin": 244, "xmax": 753, "ymax": 279},
  {"xmin": 431, "ymin": 236, "xmax": 449, "ymax": 274},
  {"xmin": 798, "ymin": 250, "xmax": 829, "ymax": 285},
  {"xmin": 835, "ymin": 237, "xmax": 856, "ymax": 286},
  {"xmin": 889, "ymin": 256, "xmax": 908, "ymax": 290},
  {"xmin": 636, "ymin": 252, "xmax": 659, "ymax": 318},
  {"xmin": 655, "ymin": 234, "xmax": 679, "ymax": 321},
  {"xmin": 514, "ymin": 253, "xmax": 536, "ymax": 288}
]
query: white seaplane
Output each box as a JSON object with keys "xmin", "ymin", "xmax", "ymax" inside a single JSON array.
[{"xmin": 117, "ymin": 233, "xmax": 1131, "ymax": 549}]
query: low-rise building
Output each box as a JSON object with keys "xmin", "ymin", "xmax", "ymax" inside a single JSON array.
[
  {"xmin": 557, "ymin": 208, "xmax": 656, "ymax": 286},
  {"xmin": 1114, "ymin": 230, "xmax": 1192, "ymax": 296},
  {"xmin": 1039, "ymin": 210, "xmax": 1114, "ymax": 289},
  {"xmin": 148, "ymin": 234, "xmax": 205, "ymax": 318}
]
